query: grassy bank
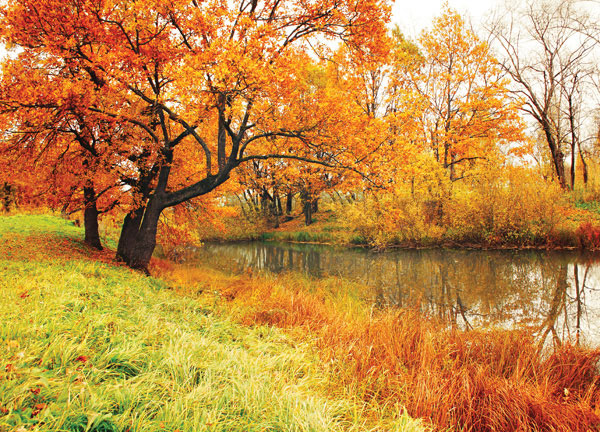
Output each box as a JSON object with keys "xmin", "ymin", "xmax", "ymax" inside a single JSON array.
[
  {"xmin": 159, "ymin": 255, "xmax": 600, "ymax": 432},
  {"xmin": 0, "ymin": 214, "xmax": 426, "ymax": 432},
  {"xmin": 4, "ymin": 213, "xmax": 600, "ymax": 432}
]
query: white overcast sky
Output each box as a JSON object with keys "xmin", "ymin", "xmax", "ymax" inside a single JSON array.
[{"xmin": 392, "ymin": 0, "xmax": 501, "ymax": 36}]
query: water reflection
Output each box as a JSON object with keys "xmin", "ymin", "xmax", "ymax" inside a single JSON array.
[{"xmin": 191, "ymin": 242, "xmax": 600, "ymax": 345}]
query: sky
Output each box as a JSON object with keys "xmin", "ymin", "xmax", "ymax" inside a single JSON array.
[{"xmin": 392, "ymin": 0, "xmax": 502, "ymax": 37}]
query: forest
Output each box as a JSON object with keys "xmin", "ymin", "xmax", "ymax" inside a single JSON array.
[{"xmin": 2, "ymin": 0, "xmax": 600, "ymax": 431}]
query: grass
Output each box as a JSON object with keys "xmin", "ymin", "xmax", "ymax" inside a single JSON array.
[
  {"xmin": 0, "ymin": 213, "xmax": 82, "ymax": 237},
  {"xmin": 6, "ymin": 213, "xmax": 600, "ymax": 432},
  {"xmin": 157, "ymin": 260, "xmax": 600, "ymax": 432},
  {"xmin": 259, "ymin": 231, "xmax": 334, "ymax": 244},
  {"xmin": 0, "ymin": 213, "xmax": 427, "ymax": 432},
  {"xmin": 575, "ymin": 200, "xmax": 600, "ymax": 215}
]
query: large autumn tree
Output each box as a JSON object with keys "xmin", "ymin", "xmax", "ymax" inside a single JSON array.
[
  {"xmin": 0, "ymin": 72, "xmax": 129, "ymax": 250},
  {"xmin": 0, "ymin": 0, "xmax": 391, "ymax": 270}
]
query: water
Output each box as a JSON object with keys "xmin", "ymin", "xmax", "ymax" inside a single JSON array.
[{"xmin": 189, "ymin": 241, "xmax": 600, "ymax": 345}]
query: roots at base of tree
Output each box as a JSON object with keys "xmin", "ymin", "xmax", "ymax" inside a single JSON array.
[
  {"xmin": 115, "ymin": 250, "xmax": 152, "ymax": 275},
  {"xmin": 84, "ymin": 238, "xmax": 103, "ymax": 250}
]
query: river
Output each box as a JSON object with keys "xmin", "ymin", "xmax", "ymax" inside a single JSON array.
[{"xmin": 188, "ymin": 241, "xmax": 600, "ymax": 345}]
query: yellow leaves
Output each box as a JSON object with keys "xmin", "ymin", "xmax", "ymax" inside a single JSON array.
[
  {"xmin": 391, "ymin": 5, "xmax": 528, "ymax": 177},
  {"xmin": 340, "ymin": 160, "xmax": 565, "ymax": 248}
]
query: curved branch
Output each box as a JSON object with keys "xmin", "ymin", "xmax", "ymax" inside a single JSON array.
[{"xmin": 88, "ymin": 107, "xmax": 159, "ymax": 143}]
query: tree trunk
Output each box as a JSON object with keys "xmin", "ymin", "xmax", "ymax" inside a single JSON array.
[
  {"xmin": 571, "ymin": 143, "xmax": 576, "ymax": 190},
  {"xmin": 542, "ymin": 121, "xmax": 567, "ymax": 188},
  {"xmin": 116, "ymin": 206, "xmax": 144, "ymax": 262},
  {"xmin": 217, "ymin": 93, "xmax": 227, "ymax": 171},
  {"xmin": 447, "ymin": 153, "xmax": 457, "ymax": 181},
  {"xmin": 286, "ymin": 193, "xmax": 293, "ymax": 215},
  {"xmin": 276, "ymin": 194, "xmax": 283, "ymax": 216},
  {"xmin": 83, "ymin": 186, "xmax": 102, "ymax": 250},
  {"xmin": 116, "ymin": 198, "xmax": 164, "ymax": 273},
  {"xmin": 579, "ymin": 144, "xmax": 588, "ymax": 185},
  {"xmin": 304, "ymin": 201, "xmax": 312, "ymax": 226},
  {"xmin": 569, "ymin": 122, "xmax": 576, "ymax": 189},
  {"xmin": 568, "ymin": 95, "xmax": 577, "ymax": 190},
  {"xmin": 129, "ymin": 199, "xmax": 162, "ymax": 270},
  {"xmin": 2, "ymin": 183, "xmax": 13, "ymax": 211},
  {"xmin": 272, "ymin": 202, "xmax": 280, "ymax": 228},
  {"xmin": 311, "ymin": 197, "xmax": 319, "ymax": 214},
  {"xmin": 301, "ymin": 191, "xmax": 312, "ymax": 226},
  {"xmin": 260, "ymin": 190, "xmax": 271, "ymax": 216},
  {"xmin": 244, "ymin": 190, "xmax": 260, "ymax": 213}
]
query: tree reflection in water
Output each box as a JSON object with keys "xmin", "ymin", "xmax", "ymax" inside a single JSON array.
[
  {"xmin": 537, "ymin": 262, "xmax": 598, "ymax": 347},
  {"xmin": 191, "ymin": 242, "xmax": 600, "ymax": 345}
]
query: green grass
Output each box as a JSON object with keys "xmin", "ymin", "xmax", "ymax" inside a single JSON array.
[
  {"xmin": 0, "ymin": 213, "xmax": 81, "ymax": 238},
  {"xmin": 260, "ymin": 231, "xmax": 334, "ymax": 244},
  {"xmin": 575, "ymin": 200, "xmax": 600, "ymax": 214},
  {"xmin": 0, "ymin": 214, "xmax": 427, "ymax": 432}
]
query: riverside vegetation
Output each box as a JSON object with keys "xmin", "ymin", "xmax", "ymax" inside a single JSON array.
[
  {"xmin": 0, "ymin": 214, "xmax": 426, "ymax": 432},
  {"xmin": 2, "ymin": 214, "xmax": 600, "ymax": 432},
  {"xmin": 196, "ymin": 167, "xmax": 600, "ymax": 251}
]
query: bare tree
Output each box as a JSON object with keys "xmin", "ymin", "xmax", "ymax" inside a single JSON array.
[
  {"xmin": 559, "ymin": 67, "xmax": 595, "ymax": 187},
  {"xmin": 487, "ymin": 0, "xmax": 598, "ymax": 189}
]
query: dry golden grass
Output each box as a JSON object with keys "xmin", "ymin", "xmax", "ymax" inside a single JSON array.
[{"xmin": 156, "ymin": 263, "xmax": 600, "ymax": 432}]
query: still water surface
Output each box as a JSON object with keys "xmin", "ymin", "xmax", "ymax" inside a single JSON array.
[{"xmin": 192, "ymin": 241, "xmax": 600, "ymax": 345}]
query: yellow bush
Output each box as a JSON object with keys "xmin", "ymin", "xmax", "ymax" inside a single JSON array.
[
  {"xmin": 340, "ymin": 191, "xmax": 431, "ymax": 247},
  {"xmin": 340, "ymin": 163, "xmax": 566, "ymax": 247},
  {"xmin": 444, "ymin": 164, "xmax": 564, "ymax": 243}
]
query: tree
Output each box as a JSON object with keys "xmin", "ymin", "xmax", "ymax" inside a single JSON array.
[
  {"xmin": 488, "ymin": 0, "xmax": 598, "ymax": 189},
  {"xmin": 0, "ymin": 69, "xmax": 126, "ymax": 249},
  {"xmin": 402, "ymin": 7, "xmax": 525, "ymax": 181},
  {"xmin": 559, "ymin": 67, "xmax": 594, "ymax": 188},
  {"xmin": 1, "ymin": 0, "xmax": 391, "ymax": 271}
]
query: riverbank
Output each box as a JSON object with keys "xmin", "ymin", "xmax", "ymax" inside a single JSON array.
[
  {"xmin": 157, "ymin": 248, "xmax": 600, "ymax": 432},
  {"xmin": 200, "ymin": 204, "xmax": 600, "ymax": 252},
  {"xmin": 0, "ymin": 214, "xmax": 426, "ymax": 432},
  {"xmin": 3, "ymin": 213, "xmax": 600, "ymax": 431}
]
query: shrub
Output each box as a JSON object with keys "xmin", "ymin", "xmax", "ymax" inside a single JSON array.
[
  {"xmin": 576, "ymin": 222, "xmax": 600, "ymax": 249},
  {"xmin": 340, "ymin": 163, "xmax": 566, "ymax": 248},
  {"xmin": 443, "ymin": 165, "xmax": 565, "ymax": 245}
]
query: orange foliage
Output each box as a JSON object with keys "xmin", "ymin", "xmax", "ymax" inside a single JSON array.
[
  {"xmin": 0, "ymin": 0, "xmax": 393, "ymax": 268},
  {"xmin": 397, "ymin": 6, "xmax": 526, "ymax": 179}
]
